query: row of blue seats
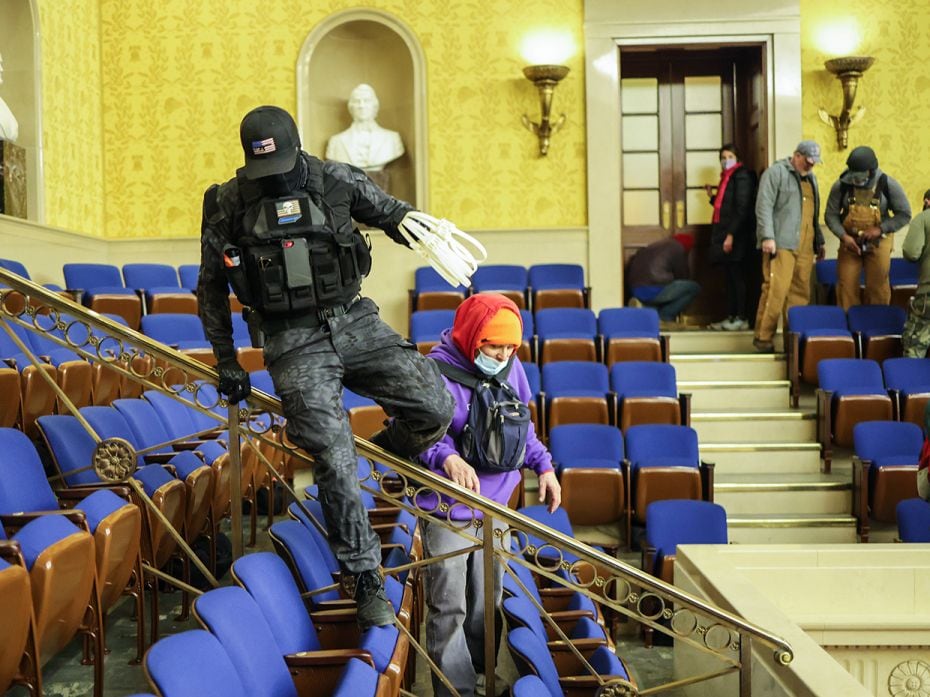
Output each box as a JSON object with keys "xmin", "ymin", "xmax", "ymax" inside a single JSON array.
[
  {"xmin": 411, "ymin": 264, "xmax": 591, "ymax": 315},
  {"xmin": 144, "ymin": 549, "xmax": 398, "ymax": 696},
  {"xmin": 815, "ymin": 257, "xmax": 919, "ymax": 287},
  {"xmin": 344, "ymin": 360, "xmax": 686, "ymax": 439},
  {"xmin": 787, "ymin": 303, "xmax": 911, "ymax": 405},
  {"xmin": 410, "ymin": 306, "xmax": 667, "ymax": 364}
]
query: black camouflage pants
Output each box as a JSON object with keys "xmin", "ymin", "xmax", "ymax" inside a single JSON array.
[{"xmin": 263, "ymin": 297, "xmax": 453, "ymax": 572}]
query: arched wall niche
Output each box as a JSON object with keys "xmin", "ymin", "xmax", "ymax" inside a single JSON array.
[
  {"xmin": 297, "ymin": 10, "xmax": 427, "ymax": 210},
  {"xmin": 0, "ymin": 0, "xmax": 43, "ymax": 222}
]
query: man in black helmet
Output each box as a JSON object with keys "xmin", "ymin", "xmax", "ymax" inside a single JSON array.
[
  {"xmin": 824, "ymin": 145, "xmax": 911, "ymax": 308},
  {"xmin": 196, "ymin": 105, "xmax": 454, "ymax": 629}
]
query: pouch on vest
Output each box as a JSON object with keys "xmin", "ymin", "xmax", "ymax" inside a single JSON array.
[
  {"xmin": 435, "ymin": 359, "xmax": 531, "ymax": 474},
  {"xmin": 239, "ymin": 193, "xmax": 327, "ymax": 315}
]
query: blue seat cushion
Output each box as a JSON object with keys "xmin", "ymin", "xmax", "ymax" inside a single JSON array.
[
  {"xmin": 634, "ymin": 457, "xmax": 697, "ymax": 470},
  {"xmin": 589, "ymin": 645, "xmax": 629, "ymax": 679},
  {"xmin": 14, "ymin": 514, "xmax": 83, "ymax": 568},
  {"xmin": 605, "ymin": 330, "xmax": 658, "ymax": 340},
  {"xmin": 133, "ymin": 464, "xmax": 176, "ymax": 497},
  {"xmin": 79, "ymin": 488, "xmax": 132, "ymax": 533},
  {"xmin": 333, "ymin": 658, "xmax": 378, "ymax": 697},
  {"xmin": 570, "ymin": 616, "xmax": 608, "ymax": 640},
  {"xmin": 169, "ymin": 451, "xmax": 209, "ymax": 479},
  {"xmin": 358, "ymin": 624, "xmax": 399, "ymax": 673},
  {"xmin": 872, "ymin": 455, "xmax": 917, "ymax": 469},
  {"xmin": 802, "ymin": 328, "xmax": 852, "ymax": 340},
  {"xmin": 559, "ymin": 458, "xmax": 621, "ymax": 471},
  {"xmin": 831, "ymin": 386, "xmax": 887, "ymax": 398}
]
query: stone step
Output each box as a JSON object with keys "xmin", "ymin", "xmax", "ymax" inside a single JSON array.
[
  {"xmin": 667, "ymin": 329, "xmax": 784, "ymax": 355},
  {"xmin": 671, "ymin": 353, "xmax": 787, "ymax": 382},
  {"xmin": 714, "ymin": 474, "xmax": 851, "ymax": 515},
  {"xmin": 700, "ymin": 442, "xmax": 822, "ymax": 474},
  {"xmin": 679, "ymin": 380, "xmax": 790, "ymax": 410},
  {"xmin": 690, "ymin": 409, "xmax": 817, "ymax": 443},
  {"xmin": 726, "ymin": 514, "xmax": 858, "ymax": 544}
]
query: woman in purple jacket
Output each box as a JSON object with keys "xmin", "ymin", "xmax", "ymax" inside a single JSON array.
[{"xmin": 418, "ymin": 293, "xmax": 560, "ymax": 697}]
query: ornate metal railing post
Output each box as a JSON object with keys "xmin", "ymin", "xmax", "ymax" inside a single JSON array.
[
  {"xmin": 483, "ymin": 512, "xmax": 497, "ymax": 697},
  {"xmin": 227, "ymin": 402, "xmax": 243, "ymax": 559}
]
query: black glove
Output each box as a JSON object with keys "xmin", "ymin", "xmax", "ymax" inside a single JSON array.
[{"xmin": 216, "ymin": 358, "xmax": 251, "ymax": 403}]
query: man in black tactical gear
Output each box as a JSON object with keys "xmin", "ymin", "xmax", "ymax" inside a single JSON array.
[{"xmin": 197, "ymin": 105, "xmax": 454, "ymax": 629}]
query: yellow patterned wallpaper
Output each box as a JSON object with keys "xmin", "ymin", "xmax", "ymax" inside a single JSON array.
[
  {"xmin": 36, "ymin": 0, "xmax": 104, "ymax": 234},
  {"xmin": 801, "ymin": 0, "xmax": 930, "ymax": 210},
  {"xmin": 35, "ymin": 1, "xmax": 928, "ymax": 239},
  {"xmin": 93, "ymin": 0, "xmax": 585, "ymax": 239}
]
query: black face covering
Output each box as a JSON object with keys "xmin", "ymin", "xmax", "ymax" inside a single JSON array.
[{"xmin": 259, "ymin": 155, "xmax": 306, "ymax": 197}]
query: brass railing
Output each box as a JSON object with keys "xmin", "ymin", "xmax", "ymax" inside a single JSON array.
[{"xmin": 0, "ymin": 267, "xmax": 793, "ymax": 697}]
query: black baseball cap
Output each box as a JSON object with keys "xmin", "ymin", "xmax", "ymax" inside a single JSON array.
[{"xmin": 239, "ymin": 106, "xmax": 300, "ymax": 180}]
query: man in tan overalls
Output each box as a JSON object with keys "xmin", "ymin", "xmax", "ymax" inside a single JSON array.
[
  {"xmin": 824, "ymin": 146, "xmax": 912, "ymax": 309},
  {"xmin": 752, "ymin": 141, "xmax": 826, "ymax": 353}
]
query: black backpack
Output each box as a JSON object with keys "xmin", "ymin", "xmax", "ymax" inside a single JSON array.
[{"xmin": 434, "ymin": 359, "xmax": 531, "ymax": 473}]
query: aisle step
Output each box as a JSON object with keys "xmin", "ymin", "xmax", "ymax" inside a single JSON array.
[
  {"xmin": 714, "ymin": 474, "xmax": 850, "ymax": 515},
  {"xmin": 726, "ymin": 514, "xmax": 857, "ymax": 544},
  {"xmin": 668, "ymin": 330, "xmax": 783, "ymax": 355},
  {"xmin": 671, "ymin": 353, "xmax": 787, "ymax": 382},
  {"xmin": 690, "ymin": 409, "xmax": 817, "ymax": 443},
  {"xmin": 700, "ymin": 442, "xmax": 822, "ymax": 474},
  {"xmin": 680, "ymin": 380, "xmax": 790, "ymax": 410}
]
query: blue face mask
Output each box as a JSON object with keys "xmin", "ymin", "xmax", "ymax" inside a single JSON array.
[{"xmin": 474, "ymin": 351, "xmax": 508, "ymax": 376}]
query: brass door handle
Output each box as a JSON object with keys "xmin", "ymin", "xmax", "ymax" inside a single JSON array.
[
  {"xmin": 662, "ymin": 201, "xmax": 671, "ymax": 230},
  {"xmin": 676, "ymin": 200, "xmax": 685, "ymax": 228}
]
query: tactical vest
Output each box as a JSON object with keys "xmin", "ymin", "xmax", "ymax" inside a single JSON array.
[{"xmin": 220, "ymin": 157, "xmax": 372, "ymax": 317}]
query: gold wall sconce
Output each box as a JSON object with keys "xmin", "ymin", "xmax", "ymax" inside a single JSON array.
[
  {"xmin": 521, "ymin": 64, "xmax": 569, "ymax": 157},
  {"xmin": 817, "ymin": 55, "xmax": 875, "ymax": 150}
]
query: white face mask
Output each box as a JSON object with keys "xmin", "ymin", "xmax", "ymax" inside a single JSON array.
[
  {"xmin": 474, "ymin": 351, "xmax": 508, "ymax": 376},
  {"xmin": 721, "ymin": 157, "xmax": 738, "ymax": 171}
]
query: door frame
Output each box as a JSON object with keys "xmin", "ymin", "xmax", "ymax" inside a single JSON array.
[{"xmin": 583, "ymin": 0, "xmax": 802, "ymax": 309}]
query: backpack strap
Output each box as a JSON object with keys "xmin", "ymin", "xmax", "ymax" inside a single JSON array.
[
  {"xmin": 433, "ymin": 357, "xmax": 516, "ymax": 390},
  {"xmin": 435, "ymin": 360, "xmax": 482, "ymax": 389}
]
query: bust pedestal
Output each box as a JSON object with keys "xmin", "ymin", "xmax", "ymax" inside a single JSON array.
[{"xmin": 0, "ymin": 141, "xmax": 26, "ymax": 218}]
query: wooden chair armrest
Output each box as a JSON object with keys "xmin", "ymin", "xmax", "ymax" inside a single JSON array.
[
  {"xmin": 548, "ymin": 609, "xmax": 597, "ymax": 622},
  {"xmin": 2, "ymin": 509, "xmax": 88, "ymax": 535},
  {"xmin": 548, "ymin": 638, "xmax": 608, "ymax": 652},
  {"xmin": 309, "ymin": 609, "xmax": 359, "ymax": 624},
  {"xmin": 286, "ymin": 648, "xmax": 375, "ymax": 669},
  {"xmin": 56, "ymin": 484, "xmax": 133, "ymax": 500},
  {"xmin": 313, "ymin": 599, "xmax": 357, "ymax": 611}
]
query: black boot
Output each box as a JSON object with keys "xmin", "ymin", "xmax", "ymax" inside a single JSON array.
[{"xmin": 345, "ymin": 569, "xmax": 395, "ymax": 630}]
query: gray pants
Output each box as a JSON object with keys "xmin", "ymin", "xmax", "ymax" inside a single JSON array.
[
  {"xmin": 423, "ymin": 517, "xmax": 505, "ymax": 697},
  {"xmin": 264, "ymin": 297, "xmax": 453, "ymax": 572}
]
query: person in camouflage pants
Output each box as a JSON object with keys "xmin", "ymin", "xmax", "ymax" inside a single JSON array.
[
  {"xmin": 902, "ymin": 190, "xmax": 930, "ymax": 358},
  {"xmin": 197, "ymin": 106, "xmax": 453, "ymax": 629}
]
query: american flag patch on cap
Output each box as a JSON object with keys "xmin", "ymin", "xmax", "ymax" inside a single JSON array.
[{"xmin": 252, "ymin": 137, "xmax": 277, "ymax": 155}]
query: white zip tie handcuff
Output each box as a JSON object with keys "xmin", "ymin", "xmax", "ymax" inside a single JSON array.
[{"xmin": 397, "ymin": 211, "xmax": 487, "ymax": 288}]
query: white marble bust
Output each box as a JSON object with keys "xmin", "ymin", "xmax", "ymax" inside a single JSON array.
[
  {"xmin": 0, "ymin": 53, "xmax": 19, "ymax": 143},
  {"xmin": 325, "ymin": 83, "xmax": 403, "ymax": 172}
]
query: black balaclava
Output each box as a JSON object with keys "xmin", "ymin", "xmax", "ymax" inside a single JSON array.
[{"xmin": 259, "ymin": 153, "xmax": 307, "ymax": 197}]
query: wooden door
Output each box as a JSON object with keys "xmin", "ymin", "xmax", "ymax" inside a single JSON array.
[{"xmin": 620, "ymin": 46, "xmax": 766, "ymax": 321}]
